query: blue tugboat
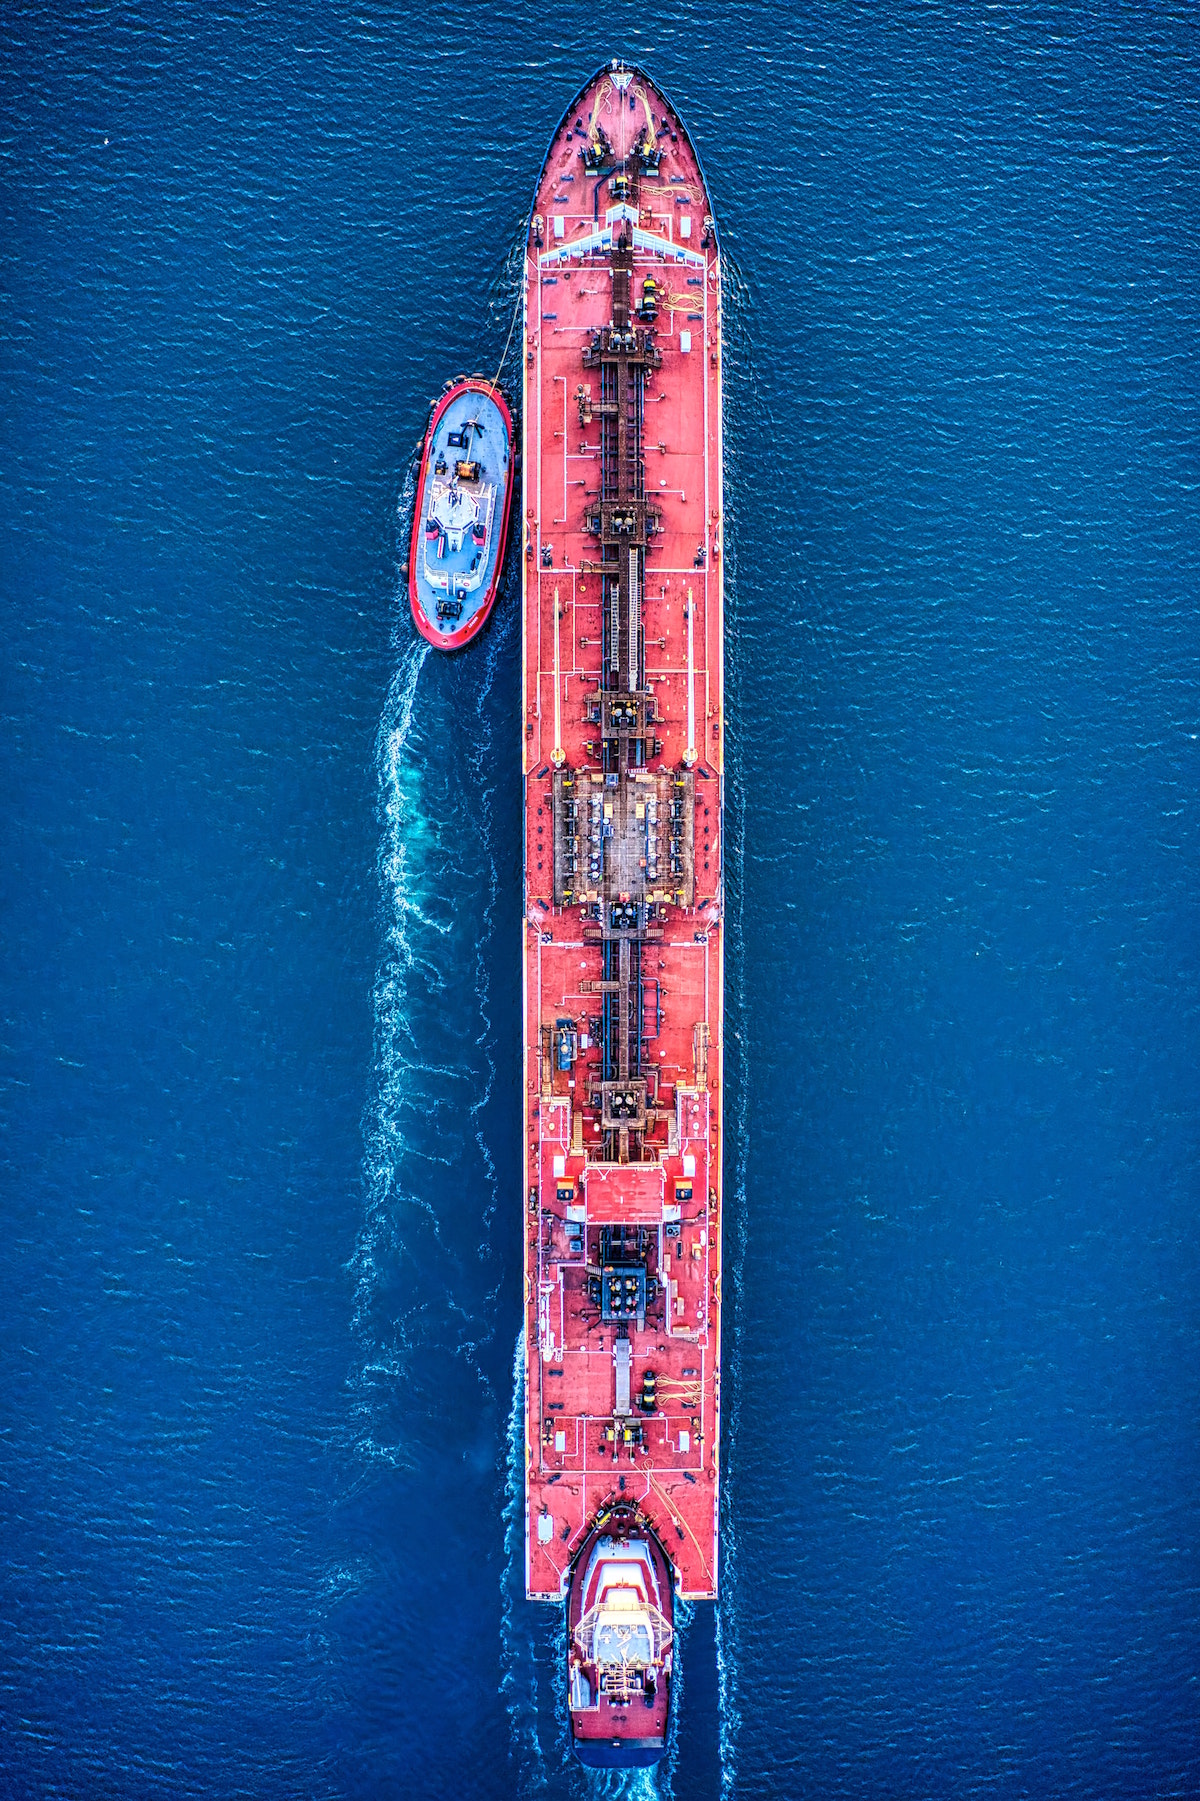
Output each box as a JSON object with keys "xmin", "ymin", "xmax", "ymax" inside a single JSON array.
[{"xmin": 408, "ymin": 377, "xmax": 514, "ymax": 649}]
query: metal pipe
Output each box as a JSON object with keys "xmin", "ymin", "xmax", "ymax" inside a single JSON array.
[
  {"xmin": 552, "ymin": 586, "xmax": 565, "ymax": 766},
  {"xmin": 684, "ymin": 586, "xmax": 697, "ymax": 767}
]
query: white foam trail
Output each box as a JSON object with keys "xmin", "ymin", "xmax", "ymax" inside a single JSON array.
[
  {"xmin": 348, "ymin": 633, "xmax": 436, "ymax": 1465},
  {"xmin": 547, "ymin": 1593, "xmax": 576, "ymax": 1789},
  {"xmin": 582, "ymin": 1760, "xmax": 667, "ymax": 1801},
  {"xmin": 353, "ymin": 636, "xmax": 433, "ymax": 1297},
  {"xmin": 715, "ymin": 922, "xmax": 747, "ymax": 1778},
  {"xmin": 501, "ymin": 1328, "xmax": 549, "ymax": 1794},
  {"xmin": 714, "ymin": 253, "xmax": 753, "ymax": 1795},
  {"xmin": 658, "ymin": 1592, "xmax": 694, "ymax": 1801},
  {"xmin": 715, "ymin": 1582, "xmax": 741, "ymax": 1799},
  {"xmin": 352, "ymin": 456, "xmax": 514, "ymax": 1453}
]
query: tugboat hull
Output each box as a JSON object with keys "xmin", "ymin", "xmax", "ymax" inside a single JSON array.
[
  {"xmin": 573, "ymin": 1739, "xmax": 666, "ymax": 1772},
  {"xmin": 567, "ymin": 1506, "xmax": 673, "ymax": 1769},
  {"xmin": 409, "ymin": 377, "xmax": 513, "ymax": 650}
]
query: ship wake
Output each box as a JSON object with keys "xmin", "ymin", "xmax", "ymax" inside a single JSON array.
[
  {"xmin": 502, "ymin": 1329, "xmax": 550, "ymax": 1794},
  {"xmin": 350, "ymin": 632, "xmax": 435, "ymax": 1467},
  {"xmin": 713, "ymin": 256, "xmax": 755, "ymax": 1794},
  {"xmin": 351, "ymin": 517, "xmax": 512, "ymax": 1468}
]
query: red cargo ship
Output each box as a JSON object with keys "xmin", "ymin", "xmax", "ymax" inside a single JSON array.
[{"xmin": 521, "ymin": 62, "xmax": 723, "ymax": 1769}]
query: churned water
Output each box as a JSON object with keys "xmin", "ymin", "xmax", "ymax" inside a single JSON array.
[{"xmin": 2, "ymin": 4, "xmax": 1197, "ymax": 1797}]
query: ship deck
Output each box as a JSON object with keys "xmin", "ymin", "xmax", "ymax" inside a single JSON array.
[{"xmin": 521, "ymin": 66, "xmax": 724, "ymax": 1605}]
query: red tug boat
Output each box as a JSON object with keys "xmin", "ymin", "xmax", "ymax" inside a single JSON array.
[
  {"xmin": 409, "ymin": 376, "xmax": 514, "ymax": 650},
  {"xmin": 521, "ymin": 63, "xmax": 724, "ymax": 1768}
]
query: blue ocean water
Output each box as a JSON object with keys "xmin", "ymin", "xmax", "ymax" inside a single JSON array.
[{"xmin": 2, "ymin": 4, "xmax": 1197, "ymax": 1797}]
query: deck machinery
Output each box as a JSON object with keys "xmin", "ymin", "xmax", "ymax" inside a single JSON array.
[{"xmin": 521, "ymin": 62, "xmax": 723, "ymax": 1767}]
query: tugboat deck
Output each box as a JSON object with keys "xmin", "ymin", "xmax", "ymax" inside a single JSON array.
[{"xmin": 409, "ymin": 378, "xmax": 513, "ymax": 649}]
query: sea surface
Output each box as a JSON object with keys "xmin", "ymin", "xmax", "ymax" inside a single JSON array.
[{"xmin": 2, "ymin": 4, "xmax": 1197, "ymax": 1797}]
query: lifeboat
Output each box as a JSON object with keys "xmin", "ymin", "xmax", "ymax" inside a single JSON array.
[{"xmin": 408, "ymin": 377, "xmax": 514, "ymax": 649}]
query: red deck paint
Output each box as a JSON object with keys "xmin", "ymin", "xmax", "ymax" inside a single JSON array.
[{"xmin": 520, "ymin": 62, "xmax": 723, "ymax": 1764}]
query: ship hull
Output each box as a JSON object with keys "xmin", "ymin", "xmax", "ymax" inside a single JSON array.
[
  {"xmin": 573, "ymin": 1736, "xmax": 666, "ymax": 1772},
  {"xmin": 521, "ymin": 61, "xmax": 723, "ymax": 1767},
  {"xmin": 409, "ymin": 377, "xmax": 513, "ymax": 649}
]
